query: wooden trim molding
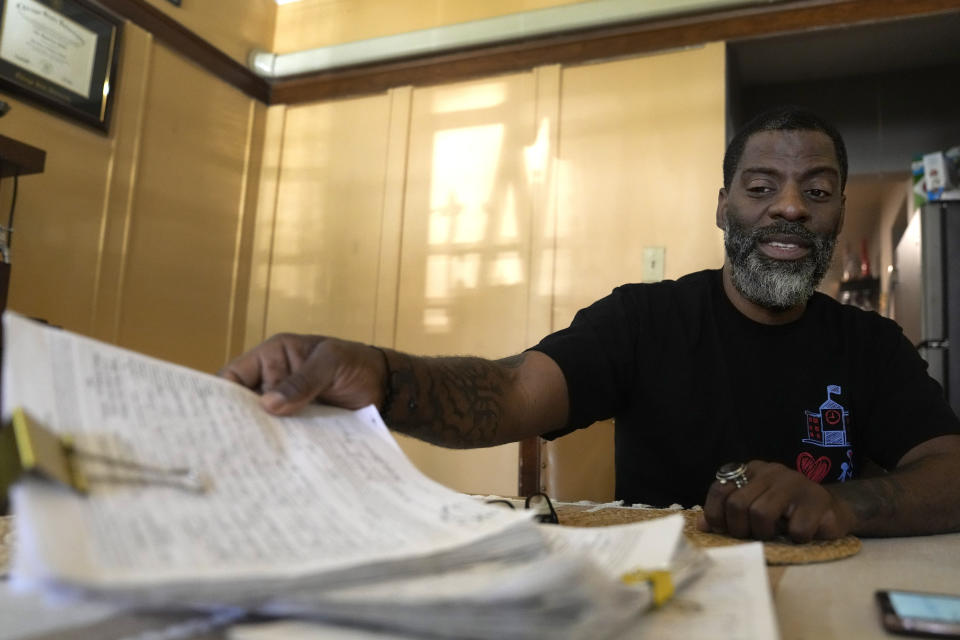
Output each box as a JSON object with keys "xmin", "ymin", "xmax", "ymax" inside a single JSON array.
[
  {"xmin": 95, "ymin": 0, "xmax": 270, "ymax": 103},
  {"xmin": 271, "ymin": 0, "xmax": 960, "ymax": 104},
  {"xmin": 98, "ymin": 0, "xmax": 958, "ymax": 105}
]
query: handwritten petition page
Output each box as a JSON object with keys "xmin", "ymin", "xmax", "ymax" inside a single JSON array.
[{"xmin": 2, "ymin": 313, "xmax": 536, "ymax": 596}]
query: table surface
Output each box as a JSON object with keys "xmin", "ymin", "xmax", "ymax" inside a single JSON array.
[
  {"xmin": 558, "ymin": 504, "xmax": 960, "ymax": 639},
  {"xmin": 775, "ymin": 532, "xmax": 960, "ymax": 639},
  {"xmin": 2, "ymin": 511, "xmax": 959, "ymax": 639}
]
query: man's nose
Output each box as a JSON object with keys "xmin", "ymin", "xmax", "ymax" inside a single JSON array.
[{"xmin": 770, "ymin": 183, "xmax": 808, "ymax": 221}]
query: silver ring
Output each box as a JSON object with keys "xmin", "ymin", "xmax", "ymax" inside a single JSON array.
[{"xmin": 716, "ymin": 462, "xmax": 749, "ymax": 489}]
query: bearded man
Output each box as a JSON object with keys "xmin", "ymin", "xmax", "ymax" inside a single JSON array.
[{"xmin": 221, "ymin": 107, "xmax": 960, "ymax": 542}]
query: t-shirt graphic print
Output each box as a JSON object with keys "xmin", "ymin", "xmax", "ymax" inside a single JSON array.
[{"xmin": 799, "ymin": 384, "xmax": 854, "ymax": 483}]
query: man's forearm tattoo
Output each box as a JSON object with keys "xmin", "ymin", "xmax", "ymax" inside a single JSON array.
[{"xmin": 378, "ymin": 349, "xmax": 527, "ymax": 447}]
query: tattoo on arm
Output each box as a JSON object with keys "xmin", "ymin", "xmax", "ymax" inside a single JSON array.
[
  {"xmin": 835, "ymin": 475, "xmax": 906, "ymax": 524},
  {"xmin": 380, "ymin": 350, "xmax": 529, "ymax": 447},
  {"xmin": 829, "ymin": 450, "xmax": 960, "ymax": 535}
]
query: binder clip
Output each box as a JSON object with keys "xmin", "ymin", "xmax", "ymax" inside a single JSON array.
[{"xmin": 0, "ymin": 408, "xmax": 210, "ymax": 496}]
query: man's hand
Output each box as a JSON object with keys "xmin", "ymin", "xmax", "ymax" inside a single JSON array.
[
  {"xmin": 698, "ymin": 461, "xmax": 856, "ymax": 542},
  {"xmin": 220, "ymin": 335, "xmax": 569, "ymax": 449},
  {"xmin": 218, "ymin": 333, "xmax": 386, "ymax": 416}
]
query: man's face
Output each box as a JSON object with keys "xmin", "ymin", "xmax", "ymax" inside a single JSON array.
[{"xmin": 716, "ymin": 129, "xmax": 845, "ymax": 311}]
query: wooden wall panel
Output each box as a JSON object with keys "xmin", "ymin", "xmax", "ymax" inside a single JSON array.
[
  {"xmin": 252, "ymin": 46, "xmax": 727, "ymax": 498},
  {"xmin": 541, "ymin": 41, "xmax": 727, "ymax": 502},
  {"xmin": 553, "ymin": 42, "xmax": 727, "ymax": 322},
  {"xmin": 391, "ymin": 72, "xmax": 541, "ymax": 496},
  {"xmin": 114, "ymin": 45, "xmax": 258, "ymax": 373},
  {"xmin": 2, "ymin": 27, "xmax": 154, "ymax": 336},
  {"xmin": 91, "ymin": 25, "xmax": 155, "ymax": 344},
  {"xmin": 1, "ymin": 20, "xmax": 263, "ymax": 378},
  {"xmin": 262, "ymin": 93, "xmax": 393, "ymax": 343},
  {"xmin": 2, "ymin": 101, "xmax": 113, "ymax": 332},
  {"xmin": 243, "ymin": 104, "xmax": 287, "ymax": 351}
]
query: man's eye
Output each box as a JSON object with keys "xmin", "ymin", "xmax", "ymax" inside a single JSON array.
[
  {"xmin": 747, "ymin": 185, "xmax": 773, "ymax": 194},
  {"xmin": 807, "ymin": 189, "xmax": 830, "ymax": 198}
]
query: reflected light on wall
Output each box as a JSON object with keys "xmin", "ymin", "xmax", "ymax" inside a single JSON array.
[
  {"xmin": 432, "ymin": 83, "xmax": 506, "ymax": 114},
  {"xmin": 425, "ymin": 254, "xmax": 448, "ymax": 298},
  {"xmin": 430, "ymin": 125, "xmax": 504, "ymax": 245},
  {"xmin": 420, "ymin": 81, "xmax": 531, "ymax": 337},
  {"xmin": 490, "ymin": 250, "xmax": 523, "ymax": 286},
  {"xmin": 429, "ymin": 199, "xmax": 453, "ymax": 244},
  {"xmin": 425, "ymin": 252, "xmax": 482, "ymax": 299},
  {"xmin": 498, "ymin": 188, "xmax": 518, "ymax": 241},
  {"xmin": 423, "ymin": 308, "xmax": 451, "ymax": 333},
  {"xmin": 524, "ymin": 117, "xmax": 550, "ymax": 184},
  {"xmin": 452, "ymin": 253, "xmax": 481, "ymax": 289}
]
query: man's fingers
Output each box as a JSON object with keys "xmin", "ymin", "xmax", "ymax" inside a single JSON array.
[
  {"xmin": 713, "ymin": 461, "xmax": 766, "ymax": 538},
  {"xmin": 222, "ymin": 333, "xmax": 384, "ymax": 417},
  {"xmin": 261, "ymin": 387, "xmax": 313, "ymax": 415},
  {"xmin": 746, "ymin": 489, "xmax": 791, "ymax": 540},
  {"xmin": 262, "ymin": 344, "xmax": 340, "ymax": 414},
  {"xmin": 258, "ymin": 336, "xmax": 319, "ymax": 392},
  {"xmin": 702, "ymin": 460, "xmax": 854, "ymax": 542},
  {"xmin": 219, "ymin": 356, "xmax": 265, "ymax": 390},
  {"xmin": 813, "ymin": 506, "xmax": 849, "ymax": 540},
  {"xmin": 702, "ymin": 480, "xmax": 736, "ymax": 533},
  {"xmin": 783, "ymin": 503, "xmax": 824, "ymax": 543},
  {"xmin": 218, "ymin": 334, "xmax": 316, "ymax": 392},
  {"xmin": 695, "ymin": 512, "xmax": 709, "ymax": 532},
  {"xmin": 217, "ymin": 364, "xmax": 247, "ymax": 385},
  {"xmin": 723, "ymin": 480, "xmax": 772, "ymax": 538}
]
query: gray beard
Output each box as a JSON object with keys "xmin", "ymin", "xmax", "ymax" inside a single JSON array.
[{"xmin": 724, "ymin": 217, "xmax": 837, "ymax": 311}]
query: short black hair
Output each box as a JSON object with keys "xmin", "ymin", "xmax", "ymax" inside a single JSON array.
[{"xmin": 723, "ymin": 106, "xmax": 848, "ymax": 191}]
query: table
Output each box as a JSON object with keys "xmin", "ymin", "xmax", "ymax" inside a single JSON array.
[
  {"xmin": 2, "ymin": 512, "xmax": 959, "ymax": 639},
  {"xmin": 557, "ymin": 504, "xmax": 960, "ymax": 639},
  {"xmin": 775, "ymin": 533, "xmax": 960, "ymax": 639}
]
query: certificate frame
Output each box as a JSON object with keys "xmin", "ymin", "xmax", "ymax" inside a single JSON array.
[{"xmin": 0, "ymin": 0, "xmax": 121, "ymax": 132}]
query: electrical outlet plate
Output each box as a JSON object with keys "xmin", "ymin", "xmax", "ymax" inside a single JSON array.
[{"xmin": 642, "ymin": 246, "xmax": 665, "ymax": 282}]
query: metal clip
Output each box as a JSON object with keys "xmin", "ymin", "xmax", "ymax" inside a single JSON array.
[{"xmin": 0, "ymin": 408, "xmax": 210, "ymax": 496}]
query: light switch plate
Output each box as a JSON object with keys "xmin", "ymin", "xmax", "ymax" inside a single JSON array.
[{"xmin": 642, "ymin": 246, "xmax": 665, "ymax": 282}]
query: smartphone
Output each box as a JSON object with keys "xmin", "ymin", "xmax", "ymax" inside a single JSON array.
[{"xmin": 876, "ymin": 590, "xmax": 960, "ymax": 638}]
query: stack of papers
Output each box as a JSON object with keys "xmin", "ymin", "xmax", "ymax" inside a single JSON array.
[{"xmin": 2, "ymin": 313, "xmax": 708, "ymax": 639}]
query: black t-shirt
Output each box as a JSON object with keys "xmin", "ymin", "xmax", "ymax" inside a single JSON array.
[{"xmin": 531, "ymin": 269, "xmax": 960, "ymax": 507}]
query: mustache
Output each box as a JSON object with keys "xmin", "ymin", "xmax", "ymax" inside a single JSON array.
[{"xmin": 748, "ymin": 221, "xmax": 820, "ymax": 244}]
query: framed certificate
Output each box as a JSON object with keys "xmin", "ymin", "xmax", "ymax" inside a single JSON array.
[{"xmin": 0, "ymin": 0, "xmax": 121, "ymax": 132}]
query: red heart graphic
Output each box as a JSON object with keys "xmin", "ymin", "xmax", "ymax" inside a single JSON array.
[{"xmin": 796, "ymin": 452, "xmax": 831, "ymax": 483}]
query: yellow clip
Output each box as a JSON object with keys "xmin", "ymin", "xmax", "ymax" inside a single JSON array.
[
  {"xmin": 3, "ymin": 407, "xmax": 87, "ymax": 493},
  {"xmin": 1, "ymin": 408, "xmax": 209, "ymax": 496},
  {"xmin": 621, "ymin": 569, "xmax": 674, "ymax": 606}
]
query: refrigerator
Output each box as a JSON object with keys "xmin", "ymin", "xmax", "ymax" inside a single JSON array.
[{"xmin": 892, "ymin": 201, "xmax": 960, "ymax": 417}]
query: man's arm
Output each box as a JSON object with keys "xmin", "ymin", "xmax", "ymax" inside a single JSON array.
[
  {"xmin": 219, "ymin": 333, "xmax": 569, "ymax": 448},
  {"xmin": 827, "ymin": 434, "xmax": 960, "ymax": 535},
  {"xmin": 699, "ymin": 434, "xmax": 960, "ymax": 541}
]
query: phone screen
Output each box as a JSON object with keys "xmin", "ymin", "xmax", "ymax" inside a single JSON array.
[
  {"xmin": 889, "ymin": 592, "xmax": 960, "ymax": 623},
  {"xmin": 878, "ymin": 590, "xmax": 960, "ymax": 637}
]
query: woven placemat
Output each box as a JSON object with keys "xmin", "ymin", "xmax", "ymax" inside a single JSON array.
[{"xmin": 555, "ymin": 504, "xmax": 861, "ymax": 565}]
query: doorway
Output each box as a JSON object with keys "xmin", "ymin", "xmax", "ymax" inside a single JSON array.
[{"xmin": 726, "ymin": 11, "xmax": 960, "ymax": 323}]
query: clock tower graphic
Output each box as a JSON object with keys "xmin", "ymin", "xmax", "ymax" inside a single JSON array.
[{"xmin": 803, "ymin": 384, "xmax": 851, "ymax": 447}]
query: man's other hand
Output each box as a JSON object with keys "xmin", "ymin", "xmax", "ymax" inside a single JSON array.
[
  {"xmin": 697, "ymin": 461, "xmax": 856, "ymax": 542},
  {"xmin": 218, "ymin": 334, "xmax": 386, "ymax": 416}
]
